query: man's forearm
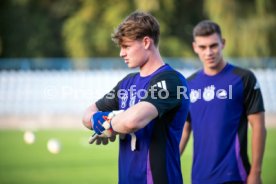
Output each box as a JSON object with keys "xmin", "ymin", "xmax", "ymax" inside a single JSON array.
[
  {"xmin": 82, "ymin": 103, "xmax": 99, "ymax": 129},
  {"xmin": 180, "ymin": 122, "xmax": 191, "ymax": 155},
  {"xmin": 250, "ymin": 124, "xmax": 266, "ymax": 174},
  {"xmin": 111, "ymin": 102, "xmax": 158, "ymax": 134},
  {"xmin": 249, "ymin": 112, "xmax": 266, "ymax": 174}
]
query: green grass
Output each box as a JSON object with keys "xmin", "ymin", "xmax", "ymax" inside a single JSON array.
[{"xmin": 0, "ymin": 129, "xmax": 275, "ymax": 184}]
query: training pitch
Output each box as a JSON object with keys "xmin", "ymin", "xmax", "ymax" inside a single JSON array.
[{"xmin": 0, "ymin": 129, "xmax": 275, "ymax": 184}]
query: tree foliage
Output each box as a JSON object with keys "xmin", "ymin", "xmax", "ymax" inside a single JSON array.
[
  {"xmin": 204, "ymin": 0, "xmax": 276, "ymax": 57},
  {"xmin": 0, "ymin": 0, "xmax": 81, "ymax": 57},
  {"xmin": 62, "ymin": 0, "xmax": 132, "ymax": 57},
  {"xmin": 0, "ymin": 0, "xmax": 275, "ymax": 58}
]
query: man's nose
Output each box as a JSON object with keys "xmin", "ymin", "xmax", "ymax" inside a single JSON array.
[
  {"xmin": 120, "ymin": 48, "xmax": 126, "ymax": 57},
  {"xmin": 206, "ymin": 47, "xmax": 213, "ymax": 55}
]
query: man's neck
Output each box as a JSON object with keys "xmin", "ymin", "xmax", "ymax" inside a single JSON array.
[
  {"xmin": 140, "ymin": 52, "xmax": 164, "ymax": 77},
  {"xmin": 204, "ymin": 59, "xmax": 227, "ymax": 76}
]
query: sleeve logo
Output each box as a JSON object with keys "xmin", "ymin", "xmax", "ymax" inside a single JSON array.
[{"xmin": 152, "ymin": 80, "xmax": 167, "ymax": 90}]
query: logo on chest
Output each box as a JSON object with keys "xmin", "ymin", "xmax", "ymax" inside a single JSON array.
[
  {"xmin": 120, "ymin": 85, "xmax": 141, "ymax": 108},
  {"xmin": 203, "ymin": 85, "xmax": 215, "ymax": 101},
  {"xmin": 190, "ymin": 85, "xmax": 232, "ymax": 103}
]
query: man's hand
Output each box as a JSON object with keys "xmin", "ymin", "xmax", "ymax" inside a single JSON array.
[
  {"xmin": 92, "ymin": 111, "xmax": 113, "ymax": 136},
  {"xmin": 247, "ymin": 171, "xmax": 262, "ymax": 184},
  {"xmin": 89, "ymin": 110, "xmax": 124, "ymax": 144},
  {"xmin": 94, "ymin": 134, "xmax": 117, "ymax": 145}
]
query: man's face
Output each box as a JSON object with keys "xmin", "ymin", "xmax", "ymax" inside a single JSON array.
[
  {"xmin": 193, "ymin": 33, "xmax": 225, "ymax": 70},
  {"xmin": 119, "ymin": 37, "xmax": 149, "ymax": 69}
]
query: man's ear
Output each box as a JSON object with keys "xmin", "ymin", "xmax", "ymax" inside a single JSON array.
[
  {"xmin": 192, "ymin": 42, "xmax": 198, "ymax": 54},
  {"xmin": 143, "ymin": 36, "xmax": 152, "ymax": 49},
  {"xmin": 221, "ymin": 38, "xmax": 226, "ymax": 49}
]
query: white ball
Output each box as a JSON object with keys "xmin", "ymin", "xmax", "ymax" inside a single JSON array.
[
  {"xmin": 23, "ymin": 131, "xmax": 35, "ymax": 144},
  {"xmin": 47, "ymin": 139, "xmax": 61, "ymax": 154}
]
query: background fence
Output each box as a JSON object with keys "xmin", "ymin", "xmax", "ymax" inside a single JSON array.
[{"xmin": 0, "ymin": 68, "xmax": 276, "ymax": 116}]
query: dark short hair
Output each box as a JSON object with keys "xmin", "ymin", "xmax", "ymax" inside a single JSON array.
[
  {"xmin": 112, "ymin": 11, "xmax": 160, "ymax": 46},
  {"xmin": 193, "ymin": 20, "xmax": 222, "ymax": 39}
]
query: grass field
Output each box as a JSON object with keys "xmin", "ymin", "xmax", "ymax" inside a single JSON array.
[{"xmin": 0, "ymin": 129, "xmax": 275, "ymax": 184}]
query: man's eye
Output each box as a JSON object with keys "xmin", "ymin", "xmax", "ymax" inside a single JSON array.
[{"xmin": 210, "ymin": 44, "xmax": 218, "ymax": 49}]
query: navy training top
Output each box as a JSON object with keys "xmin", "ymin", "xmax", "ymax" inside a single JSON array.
[
  {"xmin": 96, "ymin": 64, "xmax": 190, "ymax": 184},
  {"xmin": 187, "ymin": 63, "xmax": 264, "ymax": 184}
]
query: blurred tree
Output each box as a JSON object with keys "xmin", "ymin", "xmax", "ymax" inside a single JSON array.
[
  {"xmin": 62, "ymin": 0, "xmax": 203, "ymax": 58},
  {"xmin": 0, "ymin": 0, "xmax": 275, "ymax": 58},
  {"xmin": 204, "ymin": 0, "xmax": 276, "ymax": 57},
  {"xmin": 155, "ymin": 0, "xmax": 205, "ymax": 57},
  {"xmin": 0, "ymin": 0, "xmax": 81, "ymax": 57},
  {"xmin": 62, "ymin": 0, "xmax": 132, "ymax": 58},
  {"xmin": 0, "ymin": 37, "xmax": 2, "ymax": 55}
]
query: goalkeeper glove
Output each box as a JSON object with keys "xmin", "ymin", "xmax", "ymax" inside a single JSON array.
[
  {"xmin": 89, "ymin": 110, "xmax": 124, "ymax": 144},
  {"xmin": 91, "ymin": 111, "xmax": 113, "ymax": 136}
]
